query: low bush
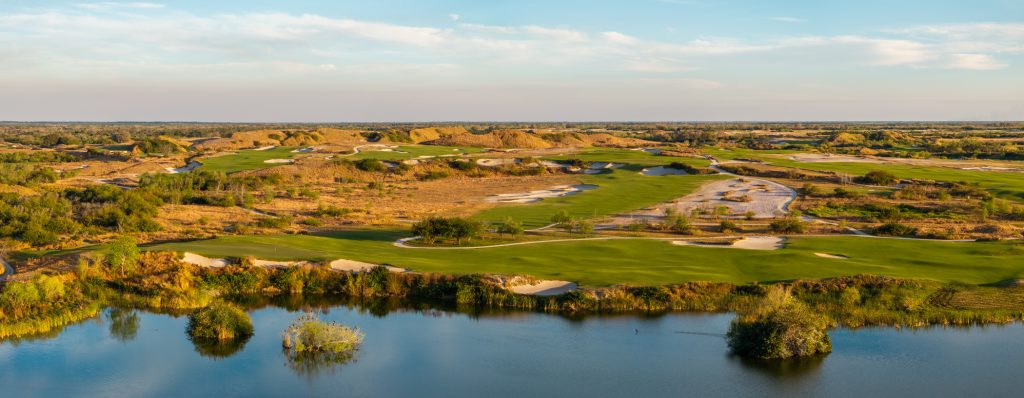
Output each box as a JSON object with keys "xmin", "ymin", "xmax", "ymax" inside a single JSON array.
[{"xmin": 186, "ymin": 302, "xmax": 254, "ymax": 341}]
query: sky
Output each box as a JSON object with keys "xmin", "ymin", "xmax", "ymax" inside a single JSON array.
[{"xmin": 0, "ymin": 0, "xmax": 1022, "ymax": 122}]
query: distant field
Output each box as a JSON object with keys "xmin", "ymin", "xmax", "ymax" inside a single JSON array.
[
  {"xmin": 148, "ymin": 231, "xmax": 1024, "ymax": 287},
  {"xmin": 200, "ymin": 147, "xmax": 298, "ymax": 173},
  {"xmin": 546, "ymin": 147, "xmax": 711, "ymax": 167},
  {"xmin": 708, "ymin": 148, "xmax": 1024, "ymax": 201},
  {"xmin": 348, "ymin": 145, "xmax": 484, "ymax": 160},
  {"xmin": 474, "ymin": 167, "xmax": 727, "ymax": 227}
]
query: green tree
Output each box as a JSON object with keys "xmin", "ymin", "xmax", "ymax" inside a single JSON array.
[{"xmin": 106, "ymin": 236, "xmax": 141, "ymax": 276}]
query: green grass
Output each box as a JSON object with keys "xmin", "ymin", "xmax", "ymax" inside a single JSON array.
[
  {"xmin": 200, "ymin": 147, "xmax": 299, "ymax": 173},
  {"xmin": 474, "ymin": 167, "xmax": 728, "ymax": 227},
  {"xmin": 147, "ymin": 231, "xmax": 1024, "ymax": 287},
  {"xmin": 708, "ymin": 148, "xmax": 1024, "ymax": 201},
  {"xmin": 348, "ymin": 145, "xmax": 484, "ymax": 161}
]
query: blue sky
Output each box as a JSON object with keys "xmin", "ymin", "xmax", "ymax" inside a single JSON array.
[{"xmin": 0, "ymin": 0, "xmax": 1021, "ymax": 121}]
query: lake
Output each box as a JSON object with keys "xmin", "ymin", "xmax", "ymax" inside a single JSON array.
[{"xmin": 2, "ymin": 298, "xmax": 1022, "ymax": 397}]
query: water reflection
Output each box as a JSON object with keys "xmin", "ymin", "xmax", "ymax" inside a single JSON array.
[
  {"xmin": 189, "ymin": 334, "xmax": 252, "ymax": 359},
  {"xmin": 107, "ymin": 307, "xmax": 140, "ymax": 342},
  {"xmin": 732, "ymin": 354, "xmax": 827, "ymax": 378}
]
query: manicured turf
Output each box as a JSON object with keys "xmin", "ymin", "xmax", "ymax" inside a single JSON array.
[
  {"xmin": 473, "ymin": 167, "xmax": 728, "ymax": 227},
  {"xmin": 708, "ymin": 148, "xmax": 1024, "ymax": 201},
  {"xmin": 148, "ymin": 231, "xmax": 1024, "ymax": 287},
  {"xmin": 348, "ymin": 145, "xmax": 484, "ymax": 160},
  {"xmin": 200, "ymin": 147, "xmax": 299, "ymax": 173}
]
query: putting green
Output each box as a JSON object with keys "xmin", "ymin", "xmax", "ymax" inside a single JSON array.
[
  {"xmin": 148, "ymin": 231, "xmax": 1024, "ymax": 287},
  {"xmin": 200, "ymin": 147, "xmax": 299, "ymax": 173}
]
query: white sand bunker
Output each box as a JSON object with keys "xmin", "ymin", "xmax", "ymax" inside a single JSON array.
[
  {"xmin": 509, "ymin": 280, "xmax": 578, "ymax": 296},
  {"xmin": 329, "ymin": 259, "xmax": 405, "ymax": 273},
  {"xmin": 640, "ymin": 166, "xmax": 688, "ymax": 176},
  {"xmin": 253, "ymin": 145, "xmax": 277, "ymax": 151},
  {"xmin": 632, "ymin": 148, "xmax": 662, "ymax": 155},
  {"xmin": 584, "ymin": 162, "xmax": 620, "ymax": 174},
  {"xmin": 787, "ymin": 153, "xmax": 883, "ymax": 163},
  {"xmin": 961, "ymin": 166, "xmax": 1023, "ymax": 173},
  {"xmin": 263, "ymin": 159, "xmax": 294, "ymax": 164},
  {"xmin": 476, "ymin": 158, "xmax": 519, "ymax": 167},
  {"xmin": 182, "ymin": 252, "xmax": 229, "ymax": 268},
  {"xmin": 165, "ymin": 161, "xmax": 201, "ymax": 174},
  {"xmin": 485, "ymin": 184, "xmax": 598, "ymax": 204},
  {"xmin": 814, "ymin": 253, "xmax": 849, "ymax": 259},
  {"xmin": 672, "ymin": 236, "xmax": 785, "ymax": 251},
  {"xmin": 665, "ymin": 178, "xmax": 794, "ymax": 218}
]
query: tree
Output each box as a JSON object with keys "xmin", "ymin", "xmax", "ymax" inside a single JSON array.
[
  {"xmin": 575, "ymin": 219, "xmax": 594, "ymax": 235},
  {"xmin": 106, "ymin": 236, "xmax": 141, "ymax": 276},
  {"xmin": 800, "ymin": 183, "xmax": 820, "ymax": 198},
  {"xmin": 495, "ymin": 217, "xmax": 524, "ymax": 239},
  {"xmin": 727, "ymin": 287, "xmax": 831, "ymax": 359}
]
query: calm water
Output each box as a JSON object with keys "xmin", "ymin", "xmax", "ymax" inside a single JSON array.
[{"xmin": 2, "ymin": 299, "xmax": 1022, "ymax": 398}]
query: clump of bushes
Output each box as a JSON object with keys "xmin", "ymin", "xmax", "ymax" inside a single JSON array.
[
  {"xmin": 411, "ymin": 216, "xmax": 483, "ymax": 245},
  {"xmin": 770, "ymin": 217, "xmax": 806, "ymax": 234},
  {"xmin": 874, "ymin": 222, "xmax": 917, "ymax": 237},
  {"xmin": 857, "ymin": 170, "xmax": 898, "ymax": 186},
  {"xmin": 282, "ymin": 313, "xmax": 363, "ymax": 355},
  {"xmin": 727, "ymin": 287, "xmax": 832, "ymax": 359},
  {"xmin": 186, "ymin": 302, "xmax": 254, "ymax": 341}
]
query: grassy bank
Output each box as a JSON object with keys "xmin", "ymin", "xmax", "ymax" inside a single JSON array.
[{"xmin": 148, "ymin": 231, "xmax": 1024, "ymax": 287}]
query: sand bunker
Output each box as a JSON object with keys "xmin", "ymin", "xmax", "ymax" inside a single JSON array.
[
  {"xmin": 961, "ymin": 166, "xmax": 1023, "ymax": 172},
  {"xmin": 476, "ymin": 158, "xmax": 519, "ymax": 167},
  {"xmin": 263, "ymin": 159, "xmax": 294, "ymax": 164},
  {"xmin": 584, "ymin": 162, "xmax": 619, "ymax": 174},
  {"xmin": 640, "ymin": 166, "xmax": 688, "ymax": 176},
  {"xmin": 485, "ymin": 184, "xmax": 598, "ymax": 204},
  {"xmin": 291, "ymin": 147, "xmax": 315, "ymax": 153},
  {"xmin": 253, "ymin": 145, "xmax": 276, "ymax": 151},
  {"xmin": 328, "ymin": 259, "xmax": 405, "ymax": 272},
  {"xmin": 814, "ymin": 253, "xmax": 849, "ymax": 259},
  {"xmin": 631, "ymin": 148, "xmax": 662, "ymax": 155},
  {"xmin": 182, "ymin": 253, "xmax": 229, "ymax": 268},
  {"xmin": 672, "ymin": 236, "xmax": 784, "ymax": 251},
  {"xmin": 786, "ymin": 153, "xmax": 884, "ymax": 163},
  {"xmin": 165, "ymin": 161, "xmax": 201, "ymax": 174},
  {"xmin": 505, "ymin": 280, "xmax": 578, "ymax": 296},
  {"xmin": 665, "ymin": 178, "xmax": 793, "ymax": 218}
]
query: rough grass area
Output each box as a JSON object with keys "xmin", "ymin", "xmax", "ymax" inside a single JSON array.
[
  {"xmin": 200, "ymin": 147, "xmax": 298, "ymax": 173},
  {"xmin": 348, "ymin": 145, "xmax": 483, "ymax": 160},
  {"xmin": 147, "ymin": 230, "xmax": 1024, "ymax": 287},
  {"xmin": 475, "ymin": 168, "xmax": 728, "ymax": 227}
]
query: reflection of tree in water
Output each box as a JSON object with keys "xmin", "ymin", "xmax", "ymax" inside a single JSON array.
[
  {"xmin": 107, "ymin": 307, "xmax": 140, "ymax": 342},
  {"xmin": 190, "ymin": 334, "xmax": 252, "ymax": 359},
  {"xmin": 733, "ymin": 354, "xmax": 827, "ymax": 378},
  {"xmin": 283, "ymin": 348, "xmax": 357, "ymax": 377}
]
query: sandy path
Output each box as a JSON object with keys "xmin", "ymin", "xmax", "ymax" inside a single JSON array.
[{"xmin": 785, "ymin": 153, "xmax": 885, "ymax": 163}]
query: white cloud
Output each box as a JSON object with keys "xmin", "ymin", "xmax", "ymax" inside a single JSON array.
[
  {"xmin": 448, "ymin": 13, "xmax": 460, "ymax": 21},
  {"xmin": 602, "ymin": 31, "xmax": 638, "ymax": 45},
  {"xmin": 75, "ymin": 2, "xmax": 165, "ymax": 10},
  {"xmin": 947, "ymin": 53, "xmax": 1007, "ymax": 70},
  {"xmin": 770, "ymin": 16, "xmax": 805, "ymax": 23}
]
